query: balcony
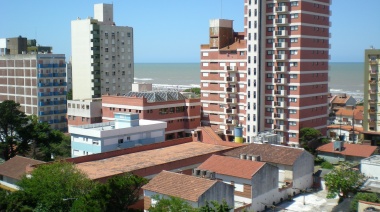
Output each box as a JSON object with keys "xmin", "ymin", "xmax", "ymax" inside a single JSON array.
[
  {"xmin": 275, "ymin": 18, "xmax": 288, "ymax": 25},
  {"xmin": 274, "ymin": 125, "xmax": 286, "ymax": 131},
  {"xmin": 224, "ymin": 108, "xmax": 237, "ymax": 114},
  {"xmin": 225, "ymin": 119, "xmax": 236, "ymax": 125},
  {"xmin": 38, "ymin": 73, "xmax": 53, "ymax": 78},
  {"xmin": 38, "ymin": 92, "xmax": 53, "ymax": 97},
  {"xmin": 54, "ymin": 109, "xmax": 67, "ymax": 114},
  {"xmin": 272, "ymin": 113, "xmax": 286, "ymax": 119},
  {"xmin": 273, "ymin": 66, "xmax": 287, "ymax": 72},
  {"xmin": 369, "ymin": 90, "xmax": 377, "ymax": 94},
  {"xmin": 225, "ymin": 77, "xmax": 237, "ymax": 83},
  {"xmin": 273, "ymin": 54, "xmax": 287, "ymax": 61},
  {"xmin": 54, "ymin": 91, "xmax": 67, "ymax": 96},
  {"xmin": 38, "ymin": 101, "xmax": 54, "ymax": 106},
  {"xmin": 272, "ymin": 101, "xmax": 286, "ymax": 108},
  {"xmin": 274, "ymin": 42, "xmax": 287, "ymax": 49},
  {"xmin": 369, "ymin": 80, "xmax": 377, "ymax": 85},
  {"xmin": 369, "ymin": 109, "xmax": 377, "ymax": 114},
  {"xmin": 275, "ymin": 30, "xmax": 288, "ymax": 37},
  {"xmin": 53, "ymin": 73, "xmax": 67, "ymax": 77},
  {"xmin": 224, "ymin": 98, "xmax": 237, "ymax": 104},
  {"xmin": 370, "ymin": 70, "xmax": 378, "ymax": 74},
  {"xmin": 38, "ymin": 82, "xmax": 53, "ymax": 87},
  {"xmin": 370, "ymin": 59, "xmax": 378, "ymax": 65},
  {"xmin": 275, "ymin": 6, "xmax": 288, "ymax": 13},
  {"xmin": 53, "ymin": 82, "xmax": 67, "ymax": 86},
  {"xmin": 273, "ymin": 78, "xmax": 287, "ymax": 84},
  {"xmin": 53, "ymin": 100, "xmax": 67, "ymax": 105},
  {"xmin": 369, "ymin": 99, "xmax": 377, "ymax": 104},
  {"xmin": 224, "ymin": 66, "xmax": 237, "ymax": 72},
  {"xmin": 273, "ymin": 90, "xmax": 287, "ymax": 96},
  {"xmin": 225, "ymin": 87, "xmax": 236, "ymax": 93}
]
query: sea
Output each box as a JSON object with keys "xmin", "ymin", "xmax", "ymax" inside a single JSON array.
[{"xmin": 134, "ymin": 62, "xmax": 364, "ymax": 101}]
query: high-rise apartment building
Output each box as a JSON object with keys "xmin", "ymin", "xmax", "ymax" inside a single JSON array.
[
  {"xmin": 0, "ymin": 53, "xmax": 68, "ymax": 131},
  {"xmin": 363, "ymin": 49, "xmax": 380, "ymax": 132},
  {"xmin": 71, "ymin": 3, "xmax": 134, "ymax": 99},
  {"xmin": 201, "ymin": 0, "xmax": 331, "ymax": 145}
]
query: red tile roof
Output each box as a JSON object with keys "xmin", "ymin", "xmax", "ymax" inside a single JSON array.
[
  {"xmin": 0, "ymin": 156, "xmax": 44, "ymax": 180},
  {"xmin": 327, "ymin": 125, "xmax": 363, "ymax": 134},
  {"xmin": 197, "ymin": 155, "xmax": 265, "ymax": 179},
  {"xmin": 331, "ymin": 95, "xmax": 352, "ymax": 104},
  {"xmin": 335, "ymin": 107, "xmax": 363, "ymax": 120},
  {"xmin": 223, "ymin": 143, "xmax": 308, "ymax": 166},
  {"xmin": 196, "ymin": 127, "xmax": 243, "ymax": 147},
  {"xmin": 316, "ymin": 143, "xmax": 377, "ymax": 158},
  {"xmin": 142, "ymin": 171, "xmax": 217, "ymax": 202}
]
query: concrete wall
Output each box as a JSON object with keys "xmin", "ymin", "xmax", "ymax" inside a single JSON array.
[
  {"xmin": 199, "ymin": 181, "xmax": 234, "ymax": 209},
  {"xmin": 292, "ymin": 152, "xmax": 314, "ymax": 189},
  {"xmin": 318, "ymin": 152, "xmax": 345, "ymax": 164},
  {"xmin": 361, "ymin": 161, "xmax": 380, "ymax": 179}
]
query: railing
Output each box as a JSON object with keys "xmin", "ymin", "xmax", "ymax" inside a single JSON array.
[
  {"xmin": 38, "ymin": 92, "xmax": 54, "ymax": 97},
  {"xmin": 53, "ymin": 82, "xmax": 67, "ymax": 86},
  {"xmin": 38, "ymin": 82, "xmax": 53, "ymax": 87},
  {"xmin": 53, "ymin": 73, "xmax": 66, "ymax": 77},
  {"xmin": 54, "ymin": 91, "xmax": 67, "ymax": 96}
]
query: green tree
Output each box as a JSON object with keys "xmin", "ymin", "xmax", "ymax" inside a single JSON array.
[
  {"xmin": 324, "ymin": 162, "xmax": 366, "ymax": 198},
  {"xmin": 183, "ymin": 88, "xmax": 201, "ymax": 95},
  {"xmin": 67, "ymin": 89, "xmax": 73, "ymax": 100},
  {"xmin": 199, "ymin": 200, "xmax": 232, "ymax": 212},
  {"xmin": 73, "ymin": 173, "xmax": 148, "ymax": 211},
  {"xmin": 149, "ymin": 196, "xmax": 197, "ymax": 212},
  {"xmin": 350, "ymin": 192, "xmax": 379, "ymax": 212},
  {"xmin": 0, "ymin": 100, "xmax": 29, "ymax": 160},
  {"xmin": 11, "ymin": 162, "xmax": 94, "ymax": 211},
  {"xmin": 300, "ymin": 127, "xmax": 322, "ymax": 143}
]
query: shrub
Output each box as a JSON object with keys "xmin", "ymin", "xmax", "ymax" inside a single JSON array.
[{"xmin": 321, "ymin": 161, "xmax": 334, "ymax": 169}]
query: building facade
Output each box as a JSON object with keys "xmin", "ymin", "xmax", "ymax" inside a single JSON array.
[
  {"xmin": 67, "ymin": 98, "xmax": 102, "ymax": 126},
  {"xmin": 363, "ymin": 49, "xmax": 380, "ymax": 132},
  {"xmin": 0, "ymin": 53, "xmax": 68, "ymax": 131},
  {"xmin": 102, "ymin": 91, "xmax": 201, "ymax": 140},
  {"xmin": 71, "ymin": 3, "xmax": 134, "ymax": 99},
  {"xmin": 201, "ymin": 1, "xmax": 331, "ymax": 145},
  {"xmin": 69, "ymin": 113, "xmax": 167, "ymax": 157}
]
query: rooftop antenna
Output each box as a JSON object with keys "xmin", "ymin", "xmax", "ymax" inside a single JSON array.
[{"xmin": 221, "ymin": 0, "xmax": 223, "ymax": 18}]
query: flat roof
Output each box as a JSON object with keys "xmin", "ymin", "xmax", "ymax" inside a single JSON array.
[
  {"xmin": 76, "ymin": 142, "xmax": 233, "ymax": 180},
  {"xmin": 362, "ymin": 155, "xmax": 380, "ymax": 165}
]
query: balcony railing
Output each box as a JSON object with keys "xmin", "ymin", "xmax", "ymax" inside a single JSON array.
[
  {"xmin": 38, "ymin": 82, "xmax": 53, "ymax": 87},
  {"xmin": 53, "ymin": 82, "xmax": 67, "ymax": 86},
  {"xmin": 38, "ymin": 92, "xmax": 54, "ymax": 97},
  {"xmin": 54, "ymin": 91, "xmax": 67, "ymax": 96},
  {"xmin": 38, "ymin": 73, "xmax": 53, "ymax": 78},
  {"xmin": 53, "ymin": 73, "xmax": 67, "ymax": 77},
  {"xmin": 275, "ymin": 6, "xmax": 288, "ymax": 13}
]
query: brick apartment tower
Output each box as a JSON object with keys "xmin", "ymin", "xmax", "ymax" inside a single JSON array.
[
  {"xmin": 201, "ymin": 0, "xmax": 331, "ymax": 145},
  {"xmin": 200, "ymin": 19, "xmax": 248, "ymax": 141}
]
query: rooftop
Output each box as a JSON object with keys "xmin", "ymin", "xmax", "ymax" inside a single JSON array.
[
  {"xmin": 71, "ymin": 119, "xmax": 163, "ymax": 131},
  {"xmin": 223, "ymin": 143, "xmax": 308, "ymax": 166},
  {"xmin": 361, "ymin": 155, "xmax": 380, "ymax": 165},
  {"xmin": 331, "ymin": 94, "xmax": 353, "ymax": 105},
  {"xmin": 316, "ymin": 143, "xmax": 377, "ymax": 158},
  {"xmin": 142, "ymin": 171, "xmax": 217, "ymax": 202},
  {"xmin": 125, "ymin": 91, "xmax": 187, "ymax": 102},
  {"xmin": 198, "ymin": 155, "xmax": 265, "ymax": 179},
  {"xmin": 76, "ymin": 142, "xmax": 233, "ymax": 180},
  {"xmin": 335, "ymin": 107, "xmax": 363, "ymax": 120},
  {"xmin": 0, "ymin": 156, "xmax": 44, "ymax": 180}
]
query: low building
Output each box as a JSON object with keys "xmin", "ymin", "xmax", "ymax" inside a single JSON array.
[
  {"xmin": 328, "ymin": 93, "xmax": 357, "ymax": 113},
  {"xmin": 102, "ymin": 91, "xmax": 201, "ymax": 140},
  {"xmin": 197, "ymin": 155, "xmax": 282, "ymax": 212},
  {"xmin": 358, "ymin": 201, "xmax": 380, "ymax": 212},
  {"xmin": 317, "ymin": 141, "xmax": 378, "ymax": 164},
  {"xmin": 67, "ymin": 98, "xmax": 102, "ymax": 126},
  {"xmin": 69, "ymin": 113, "xmax": 167, "ymax": 157},
  {"xmin": 223, "ymin": 143, "xmax": 314, "ymax": 191},
  {"xmin": 0, "ymin": 156, "xmax": 44, "ymax": 191},
  {"xmin": 361, "ymin": 155, "xmax": 380, "ymax": 179},
  {"xmin": 142, "ymin": 171, "xmax": 234, "ymax": 211}
]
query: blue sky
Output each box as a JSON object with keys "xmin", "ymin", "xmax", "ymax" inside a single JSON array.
[{"xmin": 0, "ymin": 0, "xmax": 378, "ymax": 63}]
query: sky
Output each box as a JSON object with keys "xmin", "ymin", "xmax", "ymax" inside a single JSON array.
[{"xmin": 0, "ymin": 0, "xmax": 379, "ymax": 63}]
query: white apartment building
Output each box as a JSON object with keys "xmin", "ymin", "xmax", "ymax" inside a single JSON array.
[
  {"xmin": 71, "ymin": 3, "xmax": 134, "ymax": 99},
  {"xmin": 0, "ymin": 53, "xmax": 68, "ymax": 131}
]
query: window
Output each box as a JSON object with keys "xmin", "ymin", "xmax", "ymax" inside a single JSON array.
[
  {"xmin": 289, "ymin": 133, "xmax": 297, "ymax": 138},
  {"xmin": 289, "ymin": 98, "xmax": 297, "ymax": 102},
  {"xmin": 290, "ymin": 13, "xmax": 298, "ymax": 18},
  {"xmin": 290, "ymin": 86, "xmax": 297, "ymax": 90},
  {"xmin": 267, "ymin": 39, "xmax": 274, "ymax": 44},
  {"xmin": 266, "ymin": 107, "xmax": 274, "ymax": 112},
  {"xmin": 267, "ymin": 62, "xmax": 274, "ymax": 67},
  {"xmin": 127, "ymin": 32, "xmax": 131, "ymax": 37},
  {"xmin": 290, "ymin": 74, "xmax": 297, "ymax": 79},
  {"xmin": 267, "ymin": 15, "xmax": 275, "ymax": 20},
  {"xmin": 118, "ymin": 139, "xmax": 124, "ymax": 144},
  {"xmin": 266, "ymin": 119, "xmax": 273, "ymax": 124},
  {"xmin": 267, "ymin": 3, "xmax": 274, "ymax": 8},
  {"xmin": 290, "ymin": 26, "xmax": 299, "ymax": 31},
  {"xmin": 290, "ymin": 50, "xmax": 298, "ymax": 55},
  {"xmin": 290, "ymin": 62, "xmax": 298, "ymax": 67},
  {"xmin": 289, "ymin": 121, "xmax": 297, "ymax": 126},
  {"xmin": 267, "ymin": 85, "xmax": 274, "ymax": 90},
  {"xmin": 267, "ymin": 27, "xmax": 275, "ymax": 32},
  {"xmin": 291, "ymin": 1, "xmax": 299, "ymax": 6},
  {"xmin": 289, "ymin": 109, "xmax": 297, "ymax": 114},
  {"xmin": 290, "ymin": 38, "xmax": 298, "ymax": 43},
  {"xmin": 266, "ymin": 96, "xmax": 274, "ymax": 101},
  {"xmin": 267, "ymin": 73, "xmax": 274, "ymax": 78},
  {"xmin": 267, "ymin": 50, "xmax": 274, "ymax": 55}
]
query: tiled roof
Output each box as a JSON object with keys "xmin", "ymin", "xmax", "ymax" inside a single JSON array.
[
  {"xmin": 335, "ymin": 107, "xmax": 363, "ymax": 120},
  {"xmin": 125, "ymin": 91, "xmax": 186, "ymax": 102},
  {"xmin": 196, "ymin": 127, "xmax": 243, "ymax": 147},
  {"xmin": 223, "ymin": 143, "xmax": 307, "ymax": 166},
  {"xmin": 142, "ymin": 171, "xmax": 217, "ymax": 202},
  {"xmin": 331, "ymin": 95, "xmax": 352, "ymax": 104},
  {"xmin": 0, "ymin": 156, "xmax": 44, "ymax": 180},
  {"xmin": 327, "ymin": 125, "xmax": 363, "ymax": 134},
  {"xmin": 316, "ymin": 143, "xmax": 377, "ymax": 158},
  {"xmin": 198, "ymin": 155, "xmax": 265, "ymax": 179},
  {"xmin": 76, "ymin": 142, "xmax": 233, "ymax": 180}
]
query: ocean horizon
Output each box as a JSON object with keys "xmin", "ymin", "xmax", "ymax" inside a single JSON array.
[{"xmin": 134, "ymin": 62, "xmax": 364, "ymax": 100}]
